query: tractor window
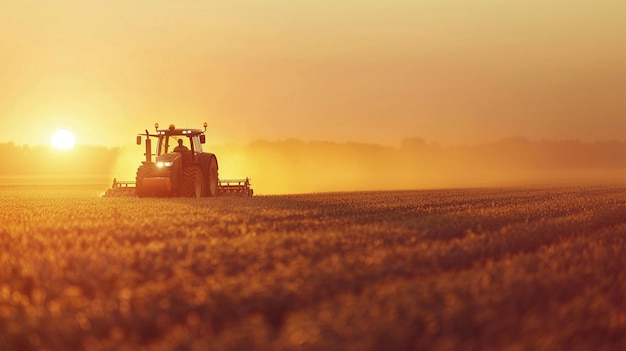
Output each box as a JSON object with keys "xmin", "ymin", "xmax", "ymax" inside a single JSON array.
[
  {"xmin": 157, "ymin": 136, "xmax": 165, "ymax": 155},
  {"xmin": 193, "ymin": 136, "xmax": 203, "ymax": 154},
  {"xmin": 171, "ymin": 136, "xmax": 190, "ymax": 153}
]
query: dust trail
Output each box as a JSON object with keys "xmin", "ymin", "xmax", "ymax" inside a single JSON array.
[
  {"xmin": 109, "ymin": 145, "xmax": 144, "ymax": 182},
  {"xmin": 209, "ymin": 138, "xmax": 626, "ymax": 194}
]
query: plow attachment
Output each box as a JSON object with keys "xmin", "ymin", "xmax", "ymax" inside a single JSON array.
[
  {"xmin": 103, "ymin": 178, "xmax": 136, "ymax": 197},
  {"xmin": 217, "ymin": 178, "xmax": 254, "ymax": 197},
  {"xmin": 102, "ymin": 177, "xmax": 253, "ymax": 197}
]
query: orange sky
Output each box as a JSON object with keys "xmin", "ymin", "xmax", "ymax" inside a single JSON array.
[{"xmin": 1, "ymin": 0, "xmax": 624, "ymax": 147}]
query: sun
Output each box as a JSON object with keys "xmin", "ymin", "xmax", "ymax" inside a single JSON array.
[{"xmin": 50, "ymin": 129, "xmax": 76, "ymax": 150}]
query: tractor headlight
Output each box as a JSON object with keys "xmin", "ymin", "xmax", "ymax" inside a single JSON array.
[{"xmin": 156, "ymin": 161, "xmax": 173, "ymax": 168}]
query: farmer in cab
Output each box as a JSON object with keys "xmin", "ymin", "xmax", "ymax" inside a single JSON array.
[{"xmin": 174, "ymin": 139, "xmax": 188, "ymax": 153}]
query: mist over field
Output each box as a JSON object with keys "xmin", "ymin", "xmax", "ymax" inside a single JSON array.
[{"xmin": 1, "ymin": 138, "xmax": 625, "ymax": 193}]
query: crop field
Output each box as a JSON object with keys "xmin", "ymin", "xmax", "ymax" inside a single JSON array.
[{"xmin": 1, "ymin": 185, "xmax": 626, "ymax": 351}]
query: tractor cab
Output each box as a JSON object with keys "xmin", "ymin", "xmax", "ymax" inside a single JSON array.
[{"xmin": 154, "ymin": 123, "xmax": 206, "ymax": 162}]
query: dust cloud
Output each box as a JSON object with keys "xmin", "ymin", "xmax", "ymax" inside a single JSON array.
[
  {"xmin": 109, "ymin": 145, "xmax": 146, "ymax": 183},
  {"xmin": 210, "ymin": 138, "xmax": 626, "ymax": 194}
]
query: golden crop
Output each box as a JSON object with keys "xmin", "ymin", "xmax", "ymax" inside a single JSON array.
[{"xmin": 1, "ymin": 185, "xmax": 625, "ymax": 350}]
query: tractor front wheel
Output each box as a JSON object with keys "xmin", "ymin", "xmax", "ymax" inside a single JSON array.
[
  {"xmin": 182, "ymin": 165, "xmax": 202, "ymax": 198},
  {"xmin": 135, "ymin": 165, "xmax": 149, "ymax": 197}
]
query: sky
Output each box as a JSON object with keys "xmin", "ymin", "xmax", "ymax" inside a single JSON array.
[{"xmin": 1, "ymin": 0, "xmax": 624, "ymax": 148}]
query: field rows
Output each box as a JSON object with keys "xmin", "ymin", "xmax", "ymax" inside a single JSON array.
[{"xmin": 1, "ymin": 185, "xmax": 625, "ymax": 350}]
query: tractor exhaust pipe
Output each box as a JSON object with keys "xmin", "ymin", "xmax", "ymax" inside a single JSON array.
[{"xmin": 145, "ymin": 138, "xmax": 152, "ymax": 163}]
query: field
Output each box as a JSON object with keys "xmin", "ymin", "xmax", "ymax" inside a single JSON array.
[{"xmin": 1, "ymin": 185, "xmax": 626, "ymax": 351}]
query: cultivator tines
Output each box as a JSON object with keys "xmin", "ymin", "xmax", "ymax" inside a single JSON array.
[
  {"xmin": 104, "ymin": 177, "xmax": 254, "ymax": 197},
  {"xmin": 218, "ymin": 178, "xmax": 253, "ymax": 197},
  {"xmin": 102, "ymin": 178, "xmax": 136, "ymax": 197}
]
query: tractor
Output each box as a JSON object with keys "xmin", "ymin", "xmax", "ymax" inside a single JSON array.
[{"xmin": 104, "ymin": 122, "xmax": 252, "ymax": 197}]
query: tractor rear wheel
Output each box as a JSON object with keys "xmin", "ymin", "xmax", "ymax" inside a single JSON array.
[
  {"xmin": 182, "ymin": 165, "xmax": 202, "ymax": 198},
  {"xmin": 205, "ymin": 156, "xmax": 218, "ymax": 197}
]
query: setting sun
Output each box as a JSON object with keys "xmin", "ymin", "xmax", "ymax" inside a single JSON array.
[{"xmin": 50, "ymin": 129, "xmax": 76, "ymax": 150}]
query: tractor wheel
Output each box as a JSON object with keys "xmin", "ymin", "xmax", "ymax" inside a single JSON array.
[
  {"xmin": 135, "ymin": 165, "xmax": 149, "ymax": 197},
  {"xmin": 182, "ymin": 165, "xmax": 203, "ymax": 198},
  {"xmin": 205, "ymin": 156, "xmax": 219, "ymax": 197}
]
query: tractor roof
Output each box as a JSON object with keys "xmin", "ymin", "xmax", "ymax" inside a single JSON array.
[
  {"xmin": 154, "ymin": 122, "xmax": 206, "ymax": 136},
  {"xmin": 156, "ymin": 128, "xmax": 204, "ymax": 136}
]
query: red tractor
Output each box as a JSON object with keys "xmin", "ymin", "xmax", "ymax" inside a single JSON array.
[{"xmin": 104, "ymin": 122, "xmax": 252, "ymax": 197}]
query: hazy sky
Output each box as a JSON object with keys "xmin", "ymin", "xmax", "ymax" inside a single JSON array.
[{"xmin": 1, "ymin": 0, "xmax": 624, "ymax": 147}]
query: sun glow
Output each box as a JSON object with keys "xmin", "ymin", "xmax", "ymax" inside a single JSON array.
[{"xmin": 50, "ymin": 129, "xmax": 76, "ymax": 150}]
